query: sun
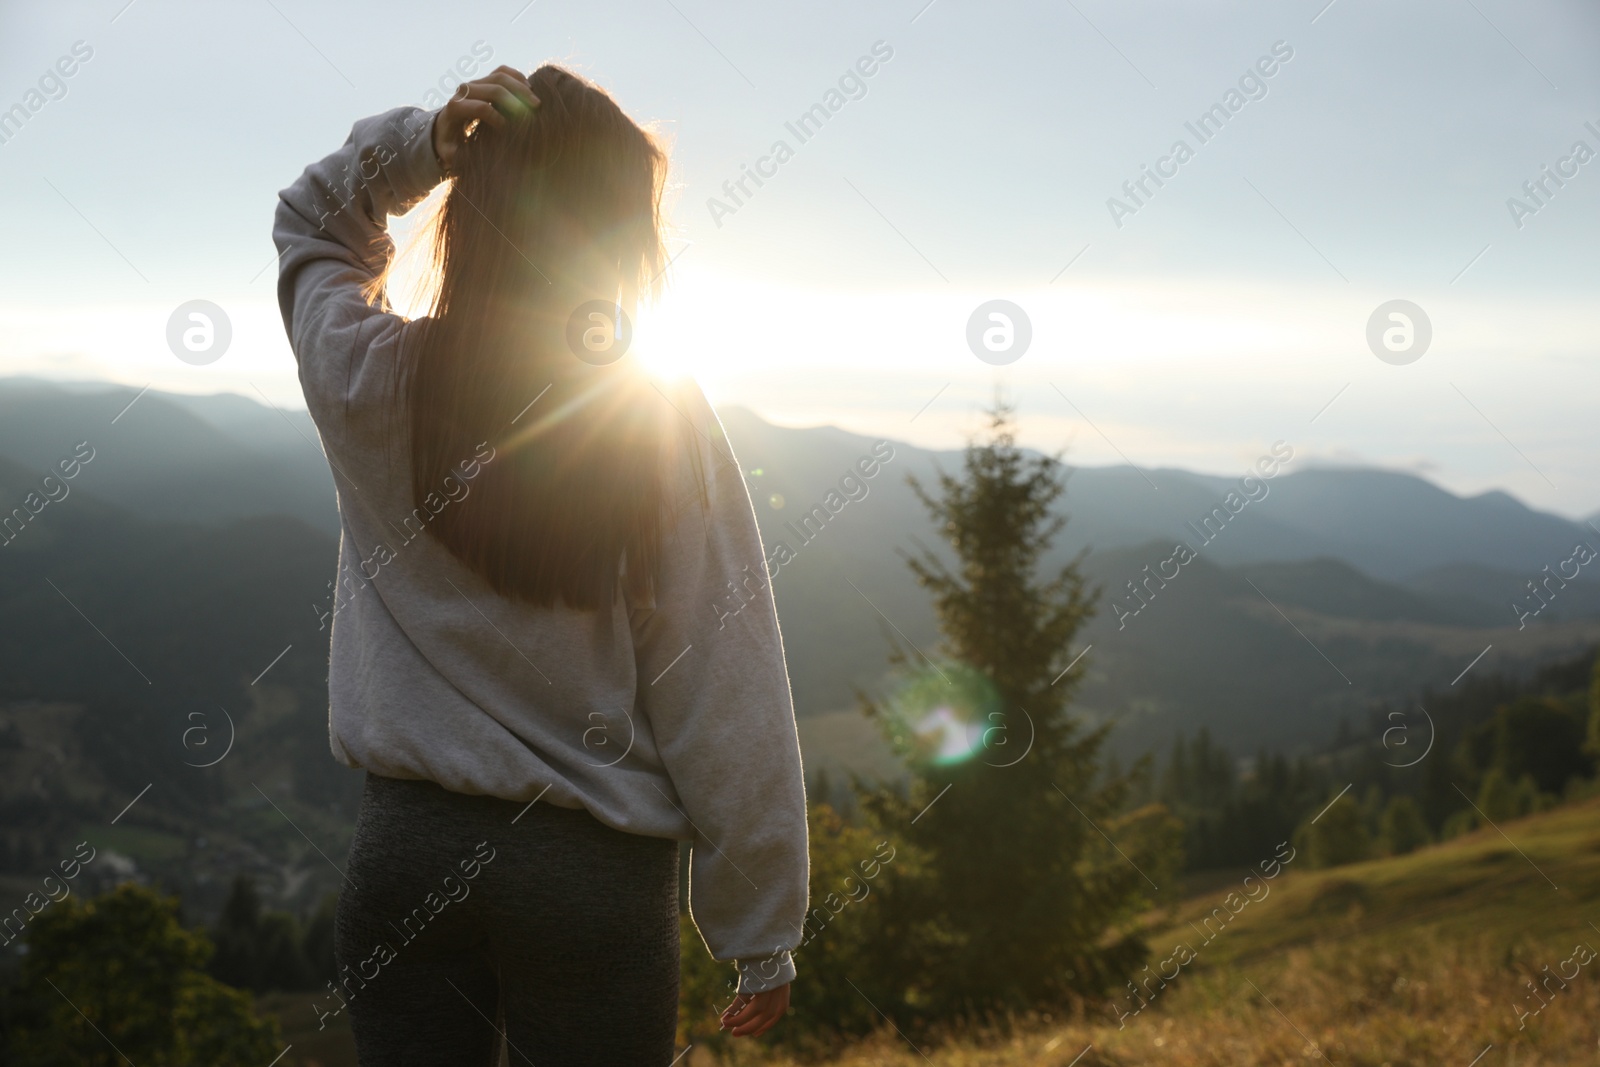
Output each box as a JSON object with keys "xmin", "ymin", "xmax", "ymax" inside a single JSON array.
[
  {"xmin": 629, "ymin": 299, "xmax": 700, "ymax": 383},
  {"xmin": 627, "ymin": 270, "xmax": 753, "ymax": 386}
]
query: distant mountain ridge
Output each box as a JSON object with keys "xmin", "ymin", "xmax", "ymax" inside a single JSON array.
[
  {"xmin": 2, "ymin": 376, "xmax": 1597, "ymax": 759},
  {"xmin": 0, "ymin": 377, "xmax": 336, "ymax": 537},
  {"xmin": 2, "ymin": 376, "xmax": 1598, "ymax": 924},
  {"xmin": 715, "ymin": 406, "xmax": 1597, "ymax": 583},
  {"xmin": 4, "ymin": 377, "xmax": 1591, "ymax": 580}
]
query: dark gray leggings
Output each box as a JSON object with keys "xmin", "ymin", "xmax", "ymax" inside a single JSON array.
[{"xmin": 334, "ymin": 773, "xmax": 681, "ymax": 1065}]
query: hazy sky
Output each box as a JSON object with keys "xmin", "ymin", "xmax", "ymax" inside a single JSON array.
[{"xmin": 2, "ymin": 0, "xmax": 1597, "ymax": 516}]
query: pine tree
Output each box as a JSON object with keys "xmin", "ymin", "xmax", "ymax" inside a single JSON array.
[
  {"xmin": 209, "ymin": 875, "xmax": 312, "ymax": 992},
  {"xmin": 302, "ymin": 892, "xmax": 338, "ymax": 981},
  {"xmin": 208, "ymin": 875, "xmax": 263, "ymax": 991},
  {"xmin": 1294, "ymin": 796, "xmax": 1370, "ymax": 868},
  {"xmin": 858, "ymin": 400, "xmax": 1178, "ymax": 1020},
  {"xmin": 1161, "ymin": 734, "xmax": 1190, "ymax": 807},
  {"xmin": 1583, "ymin": 648, "xmax": 1600, "ymax": 756},
  {"xmin": 1379, "ymin": 795, "xmax": 1431, "ymax": 855}
]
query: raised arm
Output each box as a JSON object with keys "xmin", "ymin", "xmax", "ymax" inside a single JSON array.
[
  {"xmin": 272, "ymin": 104, "xmax": 439, "ymax": 428},
  {"xmin": 271, "ymin": 70, "xmax": 538, "ymax": 431}
]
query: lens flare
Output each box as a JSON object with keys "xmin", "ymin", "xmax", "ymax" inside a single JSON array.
[{"xmin": 880, "ymin": 662, "xmax": 1003, "ymax": 769}]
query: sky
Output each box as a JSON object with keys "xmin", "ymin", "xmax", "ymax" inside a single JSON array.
[{"xmin": 1, "ymin": 0, "xmax": 1598, "ymax": 517}]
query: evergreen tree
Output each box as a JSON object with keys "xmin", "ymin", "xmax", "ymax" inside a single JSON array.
[
  {"xmin": 209, "ymin": 875, "xmax": 263, "ymax": 990},
  {"xmin": 302, "ymin": 892, "xmax": 338, "ymax": 982},
  {"xmin": 858, "ymin": 400, "xmax": 1178, "ymax": 1020},
  {"xmin": 1475, "ymin": 696, "xmax": 1588, "ymax": 794},
  {"xmin": 1179, "ymin": 749, "xmax": 1325, "ymax": 872},
  {"xmin": 2, "ymin": 884, "xmax": 280, "ymax": 1066},
  {"xmin": 1191, "ymin": 729, "xmax": 1235, "ymax": 810},
  {"xmin": 254, "ymin": 912, "xmax": 313, "ymax": 991},
  {"xmin": 1294, "ymin": 796, "xmax": 1370, "ymax": 868},
  {"xmin": 1584, "ymin": 649, "xmax": 1600, "ymax": 756},
  {"xmin": 1476, "ymin": 767, "xmax": 1520, "ymax": 822},
  {"xmin": 1161, "ymin": 734, "xmax": 1190, "ymax": 807},
  {"xmin": 208, "ymin": 875, "xmax": 312, "ymax": 993},
  {"xmin": 1378, "ymin": 795, "xmax": 1430, "ymax": 855}
]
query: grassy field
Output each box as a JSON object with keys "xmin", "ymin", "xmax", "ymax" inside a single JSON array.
[
  {"xmin": 712, "ymin": 796, "xmax": 1600, "ymax": 1066},
  {"xmin": 259, "ymin": 797, "xmax": 1600, "ymax": 1066}
]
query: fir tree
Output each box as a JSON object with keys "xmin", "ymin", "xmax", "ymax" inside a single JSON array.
[
  {"xmin": 1379, "ymin": 795, "xmax": 1431, "ymax": 855},
  {"xmin": 1583, "ymin": 648, "xmax": 1600, "ymax": 756},
  {"xmin": 858, "ymin": 399, "xmax": 1177, "ymax": 1020}
]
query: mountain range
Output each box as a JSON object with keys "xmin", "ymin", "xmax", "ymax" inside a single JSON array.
[
  {"xmin": 4, "ymin": 376, "xmax": 1598, "ymax": 741},
  {"xmin": 1, "ymin": 376, "xmax": 1596, "ymax": 915}
]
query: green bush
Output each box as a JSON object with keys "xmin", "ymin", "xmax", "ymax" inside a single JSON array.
[
  {"xmin": 2, "ymin": 883, "xmax": 281, "ymax": 1066},
  {"xmin": 1439, "ymin": 808, "xmax": 1478, "ymax": 841},
  {"xmin": 1294, "ymin": 797, "xmax": 1370, "ymax": 869},
  {"xmin": 1473, "ymin": 768, "xmax": 1552, "ymax": 824},
  {"xmin": 1379, "ymin": 796, "xmax": 1431, "ymax": 856},
  {"xmin": 208, "ymin": 875, "xmax": 319, "ymax": 993},
  {"xmin": 1376, "ymin": 796, "xmax": 1440, "ymax": 857}
]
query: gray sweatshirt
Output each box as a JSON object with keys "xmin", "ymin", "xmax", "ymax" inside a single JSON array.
[{"xmin": 273, "ymin": 105, "xmax": 808, "ymax": 994}]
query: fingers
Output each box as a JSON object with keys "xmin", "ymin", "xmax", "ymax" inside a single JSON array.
[
  {"xmin": 485, "ymin": 69, "xmax": 540, "ymax": 112},
  {"xmin": 720, "ymin": 994, "xmax": 764, "ymax": 1034},
  {"xmin": 489, "ymin": 63, "xmax": 530, "ymax": 85},
  {"xmin": 447, "ymin": 87, "xmax": 511, "ymax": 131},
  {"xmin": 719, "ymin": 987, "xmax": 789, "ymax": 1038},
  {"xmin": 431, "ymin": 68, "xmax": 540, "ymax": 174},
  {"xmin": 451, "ymin": 72, "xmax": 538, "ymax": 120},
  {"xmin": 727, "ymin": 999, "xmax": 781, "ymax": 1037},
  {"xmin": 729, "ymin": 1010, "xmax": 776, "ymax": 1037},
  {"xmin": 718, "ymin": 993, "xmax": 751, "ymax": 1031},
  {"xmin": 444, "ymin": 97, "xmax": 507, "ymax": 135}
]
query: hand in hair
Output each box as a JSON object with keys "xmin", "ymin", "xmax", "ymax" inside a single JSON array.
[
  {"xmin": 431, "ymin": 65, "xmax": 540, "ymax": 174},
  {"xmin": 718, "ymin": 983, "xmax": 790, "ymax": 1038}
]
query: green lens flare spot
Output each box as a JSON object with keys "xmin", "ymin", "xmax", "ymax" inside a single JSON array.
[{"xmin": 881, "ymin": 662, "xmax": 1002, "ymax": 768}]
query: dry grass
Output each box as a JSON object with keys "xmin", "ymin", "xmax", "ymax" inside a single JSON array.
[
  {"xmin": 696, "ymin": 933, "xmax": 1600, "ymax": 1067},
  {"xmin": 696, "ymin": 798, "xmax": 1600, "ymax": 1066}
]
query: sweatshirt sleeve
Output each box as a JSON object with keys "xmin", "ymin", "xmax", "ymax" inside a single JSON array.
[
  {"xmin": 632, "ymin": 390, "xmax": 809, "ymax": 995},
  {"xmin": 272, "ymin": 106, "xmax": 443, "ymax": 436}
]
